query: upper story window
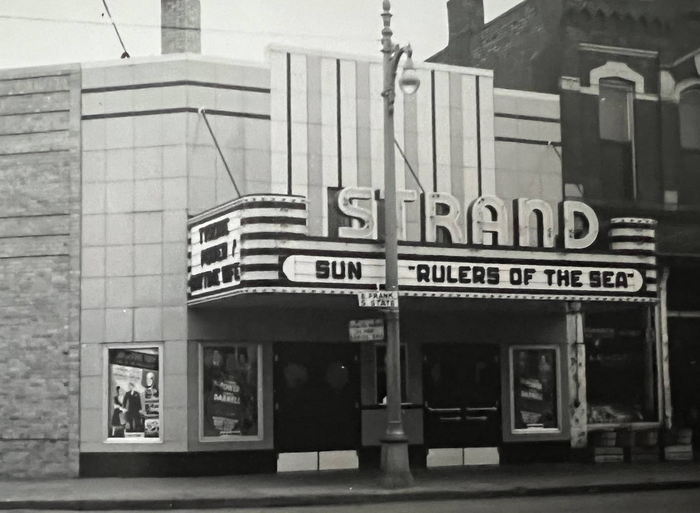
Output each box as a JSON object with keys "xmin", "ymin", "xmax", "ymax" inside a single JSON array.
[
  {"xmin": 598, "ymin": 77, "xmax": 636, "ymax": 200},
  {"xmin": 680, "ymin": 88, "xmax": 700, "ymax": 151},
  {"xmin": 599, "ymin": 78, "xmax": 634, "ymax": 142}
]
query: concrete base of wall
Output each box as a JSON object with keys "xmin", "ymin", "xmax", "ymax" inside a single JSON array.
[
  {"xmin": 277, "ymin": 451, "xmax": 359, "ymax": 472},
  {"xmin": 426, "ymin": 447, "xmax": 500, "ymax": 468}
]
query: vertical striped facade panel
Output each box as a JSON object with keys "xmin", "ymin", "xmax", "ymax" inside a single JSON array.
[
  {"xmin": 267, "ymin": 49, "xmax": 495, "ymax": 242},
  {"xmin": 289, "ymin": 54, "xmax": 308, "ymax": 197},
  {"xmin": 403, "ymin": 90, "xmax": 421, "ymax": 241},
  {"xmin": 305, "ymin": 55, "xmax": 324, "ymax": 236},
  {"xmin": 393, "ymin": 76, "xmax": 406, "ymax": 191},
  {"xmin": 449, "ymin": 73, "xmax": 465, "ymax": 208},
  {"xmin": 320, "ymin": 57, "xmax": 339, "ymax": 236},
  {"xmin": 269, "ymin": 51, "xmax": 287, "ymax": 194},
  {"xmin": 415, "ymin": 68, "xmax": 434, "ymax": 194},
  {"xmin": 369, "ymin": 62, "xmax": 384, "ymax": 191},
  {"xmin": 355, "ymin": 61, "xmax": 372, "ymax": 188},
  {"xmin": 340, "ymin": 60, "xmax": 358, "ymax": 188},
  {"xmin": 478, "ymin": 75, "xmax": 496, "ymax": 195},
  {"xmin": 433, "ymin": 71, "xmax": 452, "ymax": 194}
]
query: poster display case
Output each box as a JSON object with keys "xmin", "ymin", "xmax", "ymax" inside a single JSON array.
[
  {"xmin": 106, "ymin": 346, "xmax": 162, "ymax": 442},
  {"xmin": 199, "ymin": 343, "xmax": 263, "ymax": 441}
]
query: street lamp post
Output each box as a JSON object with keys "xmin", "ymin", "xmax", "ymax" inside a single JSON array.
[{"xmin": 380, "ymin": 0, "xmax": 419, "ymax": 489}]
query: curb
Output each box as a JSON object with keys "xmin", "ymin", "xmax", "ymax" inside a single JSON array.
[{"xmin": 2, "ymin": 479, "xmax": 700, "ymax": 510}]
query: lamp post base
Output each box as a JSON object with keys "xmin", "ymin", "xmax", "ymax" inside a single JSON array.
[{"xmin": 380, "ymin": 437, "xmax": 413, "ymax": 488}]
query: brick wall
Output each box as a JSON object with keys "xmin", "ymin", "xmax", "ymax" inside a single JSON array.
[{"xmin": 0, "ymin": 64, "xmax": 82, "ymax": 478}]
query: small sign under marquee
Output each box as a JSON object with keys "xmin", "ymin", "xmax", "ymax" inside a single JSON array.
[
  {"xmin": 357, "ymin": 290, "xmax": 399, "ymax": 309},
  {"xmin": 349, "ymin": 318, "xmax": 385, "ymax": 342}
]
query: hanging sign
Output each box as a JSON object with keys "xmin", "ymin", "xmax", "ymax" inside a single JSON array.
[
  {"xmin": 357, "ymin": 290, "xmax": 399, "ymax": 309},
  {"xmin": 349, "ymin": 318, "xmax": 385, "ymax": 342}
]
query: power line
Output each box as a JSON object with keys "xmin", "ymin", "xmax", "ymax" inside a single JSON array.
[{"xmin": 0, "ymin": 13, "xmax": 385, "ymax": 43}]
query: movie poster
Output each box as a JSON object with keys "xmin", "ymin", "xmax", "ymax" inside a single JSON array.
[
  {"xmin": 201, "ymin": 344, "xmax": 259, "ymax": 438},
  {"xmin": 108, "ymin": 348, "xmax": 160, "ymax": 439},
  {"xmin": 512, "ymin": 348, "xmax": 557, "ymax": 430}
]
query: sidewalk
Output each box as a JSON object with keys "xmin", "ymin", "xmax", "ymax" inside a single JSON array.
[{"xmin": 1, "ymin": 462, "xmax": 700, "ymax": 510}]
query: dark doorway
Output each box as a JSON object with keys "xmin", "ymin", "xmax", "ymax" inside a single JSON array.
[
  {"xmin": 274, "ymin": 342, "xmax": 360, "ymax": 452},
  {"xmin": 670, "ymin": 319, "xmax": 700, "ymax": 448},
  {"xmin": 423, "ymin": 343, "xmax": 501, "ymax": 448}
]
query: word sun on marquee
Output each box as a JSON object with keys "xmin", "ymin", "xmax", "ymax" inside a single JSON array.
[{"xmin": 187, "ymin": 187, "xmax": 657, "ymax": 303}]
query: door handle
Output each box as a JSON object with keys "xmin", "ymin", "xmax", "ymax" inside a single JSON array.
[
  {"xmin": 438, "ymin": 416, "xmax": 462, "ymax": 422},
  {"xmin": 464, "ymin": 415, "xmax": 488, "ymax": 421},
  {"xmin": 465, "ymin": 406, "xmax": 497, "ymax": 413},
  {"xmin": 425, "ymin": 403, "xmax": 461, "ymax": 414}
]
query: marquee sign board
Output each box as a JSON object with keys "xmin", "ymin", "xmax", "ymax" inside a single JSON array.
[
  {"xmin": 187, "ymin": 193, "xmax": 658, "ymax": 305},
  {"xmin": 282, "ymin": 256, "xmax": 645, "ymax": 295}
]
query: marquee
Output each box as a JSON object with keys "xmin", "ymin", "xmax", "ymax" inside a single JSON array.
[{"xmin": 187, "ymin": 191, "xmax": 658, "ymax": 305}]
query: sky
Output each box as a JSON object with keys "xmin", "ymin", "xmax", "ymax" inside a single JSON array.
[{"xmin": 0, "ymin": 0, "xmax": 523, "ymax": 69}]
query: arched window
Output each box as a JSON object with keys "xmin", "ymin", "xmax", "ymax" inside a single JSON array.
[
  {"xmin": 679, "ymin": 88, "xmax": 700, "ymax": 151},
  {"xmin": 598, "ymin": 78, "xmax": 636, "ymax": 199}
]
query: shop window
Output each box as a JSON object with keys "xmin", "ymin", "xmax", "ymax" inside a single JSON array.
[
  {"xmin": 585, "ymin": 305, "xmax": 657, "ymax": 424},
  {"xmin": 107, "ymin": 346, "xmax": 161, "ymax": 441},
  {"xmin": 510, "ymin": 346, "xmax": 560, "ymax": 432},
  {"xmin": 680, "ymin": 88, "xmax": 700, "ymax": 151},
  {"xmin": 375, "ymin": 344, "xmax": 407, "ymax": 404},
  {"xmin": 200, "ymin": 344, "xmax": 263, "ymax": 441},
  {"xmin": 598, "ymin": 78, "xmax": 636, "ymax": 199}
]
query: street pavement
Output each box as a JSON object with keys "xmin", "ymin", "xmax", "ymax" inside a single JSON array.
[
  {"xmin": 1, "ymin": 462, "xmax": 700, "ymax": 510},
  {"xmin": 8, "ymin": 489, "xmax": 700, "ymax": 513}
]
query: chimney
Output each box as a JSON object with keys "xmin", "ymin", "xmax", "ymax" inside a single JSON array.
[
  {"xmin": 447, "ymin": 0, "xmax": 484, "ymax": 39},
  {"xmin": 161, "ymin": 0, "xmax": 201, "ymax": 54}
]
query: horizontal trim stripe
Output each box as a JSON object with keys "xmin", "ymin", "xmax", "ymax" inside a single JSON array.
[
  {"xmin": 494, "ymin": 112, "xmax": 560, "ymax": 123},
  {"xmin": 278, "ymin": 280, "xmax": 657, "ymax": 299},
  {"xmin": 240, "ymin": 216, "xmax": 306, "ymax": 226},
  {"xmin": 0, "ymin": 232, "xmax": 69, "ymax": 239},
  {"xmin": 83, "ymin": 80, "xmax": 270, "ymax": 95},
  {"xmin": 240, "ymin": 232, "xmax": 308, "ymax": 242},
  {"xmin": 186, "ymin": 286, "xmax": 657, "ymax": 305},
  {"xmin": 0, "ymin": 108, "xmax": 70, "ymax": 117},
  {"xmin": 0, "ymin": 89, "xmax": 69, "ymax": 99},
  {"xmin": 188, "ymin": 198, "xmax": 307, "ymax": 226},
  {"xmin": 81, "ymin": 107, "xmax": 269, "ymax": 121},
  {"xmin": 0, "ymin": 212, "xmax": 69, "ymax": 220},
  {"xmin": 0, "ymin": 253, "xmax": 68, "ymax": 260},
  {"xmin": 241, "ymin": 263, "xmax": 279, "ymax": 272},
  {"xmin": 0, "ymin": 149, "xmax": 72, "ymax": 157},
  {"xmin": 495, "ymin": 136, "xmax": 562, "ymax": 147},
  {"xmin": 0, "ymin": 128, "xmax": 66, "ymax": 137},
  {"xmin": 608, "ymin": 235, "xmax": 656, "ymax": 244}
]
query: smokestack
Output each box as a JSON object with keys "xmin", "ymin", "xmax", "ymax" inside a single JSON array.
[
  {"xmin": 447, "ymin": 0, "xmax": 484, "ymax": 39},
  {"xmin": 161, "ymin": 0, "xmax": 201, "ymax": 54}
]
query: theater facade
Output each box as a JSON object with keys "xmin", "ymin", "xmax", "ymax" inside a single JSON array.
[{"xmin": 0, "ymin": 45, "xmax": 668, "ymax": 476}]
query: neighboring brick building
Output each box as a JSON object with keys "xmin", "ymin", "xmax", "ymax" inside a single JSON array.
[
  {"xmin": 0, "ymin": 65, "xmax": 82, "ymax": 477},
  {"xmin": 432, "ymin": 0, "xmax": 700, "ymax": 457}
]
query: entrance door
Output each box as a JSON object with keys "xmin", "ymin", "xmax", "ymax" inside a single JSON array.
[
  {"xmin": 274, "ymin": 343, "xmax": 360, "ymax": 452},
  {"xmin": 423, "ymin": 343, "xmax": 501, "ymax": 448},
  {"xmin": 670, "ymin": 319, "xmax": 700, "ymax": 448}
]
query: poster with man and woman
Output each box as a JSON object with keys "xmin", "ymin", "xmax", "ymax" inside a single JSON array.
[{"xmin": 108, "ymin": 348, "xmax": 160, "ymax": 439}]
